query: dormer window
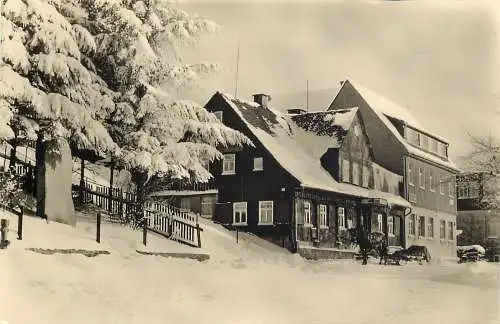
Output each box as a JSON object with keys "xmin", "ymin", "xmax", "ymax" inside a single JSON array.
[
  {"xmin": 253, "ymin": 157, "xmax": 263, "ymax": 171},
  {"xmin": 213, "ymin": 111, "xmax": 223, "ymax": 122}
]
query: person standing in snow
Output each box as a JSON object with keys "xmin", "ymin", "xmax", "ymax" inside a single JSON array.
[{"xmin": 359, "ymin": 225, "xmax": 369, "ymax": 265}]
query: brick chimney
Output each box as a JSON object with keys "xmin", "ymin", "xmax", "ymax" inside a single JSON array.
[{"xmin": 252, "ymin": 93, "xmax": 271, "ymax": 108}]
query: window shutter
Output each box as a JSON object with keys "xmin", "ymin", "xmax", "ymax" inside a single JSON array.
[{"xmin": 295, "ymin": 199, "xmax": 304, "ymax": 225}]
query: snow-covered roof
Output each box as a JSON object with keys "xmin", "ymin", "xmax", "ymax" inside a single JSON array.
[
  {"xmin": 334, "ymin": 80, "xmax": 459, "ymax": 172},
  {"xmin": 218, "ymin": 92, "xmax": 411, "ymax": 208},
  {"xmin": 347, "ymin": 80, "xmax": 449, "ymax": 144}
]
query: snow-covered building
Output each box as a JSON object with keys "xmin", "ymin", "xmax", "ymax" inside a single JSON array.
[
  {"xmin": 329, "ymin": 80, "xmax": 460, "ymax": 257},
  {"xmin": 456, "ymin": 171, "xmax": 500, "ymax": 247},
  {"xmin": 204, "ymin": 91, "xmax": 412, "ymax": 258}
]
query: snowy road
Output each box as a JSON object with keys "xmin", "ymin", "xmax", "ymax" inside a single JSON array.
[{"xmin": 0, "ymin": 213, "xmax": 498, "ymax": 324}]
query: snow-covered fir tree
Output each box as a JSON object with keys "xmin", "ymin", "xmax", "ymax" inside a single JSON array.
[
  {"xmin": 461, "ymin": 132, "xmax": 500, "ymax": 209},
  {"xmin": 1, "ymin": 0, "xmax": 251, "ymax": 221}
]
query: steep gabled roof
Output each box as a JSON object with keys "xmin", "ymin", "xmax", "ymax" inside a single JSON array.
[
  {"xmin": 331, "ymin": 80, "xmax": 459, "ymax": 171},
  {"xmin": 216, "ymin": 92, "xmax": 411, "ymax": 208}
]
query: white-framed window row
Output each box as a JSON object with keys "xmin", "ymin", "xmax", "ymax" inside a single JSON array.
[
  {"xmin": 258, "ymin": 201, "xmax": 273, "ymax": 225},
  {"xmin": 213, "ymin": 110, "xmax": 223, "ymax": 122},
  {"xmin": 233, "ymin": 202, "xmax": 247, "ymax": 226},
  {"xmin": 377, "ymin": 213, "xmax": 383, "ymax": 233},
  {"xmin": 387, "ymin": 215, "xmax": 394, "ymax": 237},
  {"xmin": 222, "ymin": 153, "xmax": 236, "ymax": 175},
  {"xmin": 303, "ymin": 201, "xmax": 312, "ymax": 227},
  {"xmin": 318, "ymin": 204, "xmax": 328, "ymax": 229},
  {"xmin": 253, "ymin": 157, "xmax": 263, "ymax": 171},
  {"xmin": 338, "ymin": 207, "xmax": 346, "ymax": 230}
]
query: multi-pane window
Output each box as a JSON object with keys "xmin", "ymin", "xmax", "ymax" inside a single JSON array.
[
  {"xmin": 318, "ymin": 205, "xmax": 327, "ymax": 228},
  {"xmin": 253, "ymin": 157, "xmax": 263, "ymax": 171},
  {"xmin": 304, "ymin": 202, "xmax": 312, "ymax": 225},
  {"xmin": 213, "ymin": 111, "xmax": 223, "ymax": 122},
  {"xmin": 233, "ymin": 202, "xmax": 247, "ymax": 225},
  {"xmin": 448, "ymin": 221, "xmax": 454, "ymax": 240},
  {"xmin": 338, "ymin": 207, "xmax": 346, "ymax": 229},
  {"xmin": 377, "ymin": 214, "xmax": 383, "ymax": 232},
  {"xmin": 342, "ymin": 159, "xmax": 350, "ymax": 183},
  {"xmin": 408, "ymin": 164, "xmax": 414, "ymax": 185},
  {"xmin": 439, "ymin": 176, "xmax": 445, "ymax": 195},
  {"xmin": 440, "ymin": 220, "xmax": 446, "ymax": 239},
  {"xmin": 448, "ymin": 182, "xmax": 454, "ymax": 197},
  {"xmin": 222, "ymin": 154, "xmax": 235, "ymax": 174},
  {"xmin": 387, "ymin": 216, "xmax": 394, "ymax": 235},
  {"xmin": 427, "ymin": 217, "xmax": 434, "ymax": 238},
  {"xmin": 352, "ymin": 162, "xmax": 360, "ymax": 185},
  {"xmin": 418, "ymin": 216, "xmax": 426, "ymax": 237},
  {"xmin": 409, "ymin": 214, "xmax": 416, "ymax": 235},
  {"xmin": 422, "ymin": 135, "xmax": 429, "ymax": 150},
  {"xmin": 429, "ymin": 171, "xmax": 435, "ymax": 192},
  {"xmin": 258, "ymin": 201, "xmax": 273, "ymax": 225},
  {"xmin": 362, "ymin": 165, "xmax": 369, "ymax": 188},
  {"xmin": 438, "ymin": 142, "xmax": 447, "ymax": 157},
  {"xmin": 431, "ymin": 138, "xmax": 438, "ymax": 153},
  {"xmin": 419, "ymin": 168, "xmax": 425, "ymax": 189}
]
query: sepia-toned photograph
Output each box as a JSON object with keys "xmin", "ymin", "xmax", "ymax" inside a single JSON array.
[{"xmin": 0, "ymin": 0, "xmax": 498, "ymax": 323}]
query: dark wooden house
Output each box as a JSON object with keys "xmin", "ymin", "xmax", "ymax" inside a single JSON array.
[{"xmin": 204, "ymin": 91, "xmax": 411, "ymax": 258}]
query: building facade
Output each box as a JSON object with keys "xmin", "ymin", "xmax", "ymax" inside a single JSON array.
[{"xmin": 328, "ymin": 80, "xmax": 460, "ymax": 258}]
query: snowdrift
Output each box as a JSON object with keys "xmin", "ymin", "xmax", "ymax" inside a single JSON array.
[{"xmin": 431, "ymin": 261, "xmax": 499, "ymax": 289}]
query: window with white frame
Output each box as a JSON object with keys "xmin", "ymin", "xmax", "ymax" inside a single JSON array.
[
  {"xmin": 233, "ymin": 202, "xmax": 247, "ymax": 225},
  {"xmin": 448, "ymin": 181, "xmax": 454, "ymax": 198},
  {"xmin": 427, "ymin": 217, "xmax": 434, "ymax": 238},
  {"xmin": 318, "ymin": 205, "xmax": 327, "ymax": 228},
  {"xmin": 342, "ymin": 159, "xmax": 350, "ymax": 183},
  {"xmin": 408, "ymin": 164, "xmax": 414, "ymax": 185},
  {"xmin": 222, "ymin": 154, "xmax": 235, "ymax": 174},
  {"xmin": 213, "ymin": 111, "xmax": 223, "ymax": 122},
  {"xmin": 422, "ymin": 135, "xmax": 429, "ymax": 150},
  {"xmin": 377, "ymin": 214, "xmax": 383, "ymax": 232},
  {"xmin": 338, "ymin": 207, "xmax": 346, "ymax": 229},
  {"xmin": 258, "ymin": 201, "xmax": 273, "ymax": 225},
  {"xmin": 439, "ymin": 220, "xmax": 446, "ymax": 239},
  {"xmin": 429, "ymin": 171, "xmax": 435, "ymax": 192},
  {"xmin": 362, "ymin": 165, "xmax": 369, "ymax": 188},
  {"xmin": 439, "ymin": 176, "xmax": 445, "ymax": 195},
  {"xmin": 352, "ymin": 161, "xmax": 360, "ymax": 185},
  {"xmin": 448, "ymin": 221, "xmax": 454, "ymax": 240},
  {"xmin": 304, "ymin": 202, "xmax": 312, "ymax": 225},
  {"xmin": 418, "ymin": 216, "xmax": 426, "ymax": 237},
  {"xmin": 431, "ymin": 138, "xmax": 438, "ymax": 153},
  {"xmin": 409, "ymin": 214, "xmax": 416, "ymax": 236},
  {"xmin": 253, "ymin": 157, "xmax": 263, "ymax": 171},
  {"xmin": 419, "ymin": 168, "xmax": 425, "ymax": 189},
  {"xmin": 387, "ymin": 216, "xmax": 394, "ymax": 236}
]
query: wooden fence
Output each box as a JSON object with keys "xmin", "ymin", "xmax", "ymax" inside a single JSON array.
[{"xmin": 77, "ymin": 180, "xmax": 202, "ymax": 247}]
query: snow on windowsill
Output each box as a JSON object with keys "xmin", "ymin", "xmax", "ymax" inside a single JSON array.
[
  {"xmin": 258, "ymin": 222, "xmax": 274, "ymax": 226},
  {"xmin": 253, "ymin": 168, "xmax": 263, "ymax": 172},
  {"xmin": 222, "ymin": 171, "xmax": 236, "ymax": 176}
]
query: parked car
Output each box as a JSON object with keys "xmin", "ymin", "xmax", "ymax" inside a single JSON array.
[
  {"xmin": 457, "ymin": 245, "xmax": 486, "ymax": 263},
  {"xmin": 484, "ymin": 237, "xmax": 500, "ymax": 262}
]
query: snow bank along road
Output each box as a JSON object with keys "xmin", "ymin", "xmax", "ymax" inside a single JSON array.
[{"xmin": 0, "ymin": 212, "xmax": 498, "ymax": 324}]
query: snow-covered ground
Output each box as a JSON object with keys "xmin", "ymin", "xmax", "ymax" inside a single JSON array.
[{"xmin": 0, "ymin": 211, "xmax": 498, "ymax": 324}]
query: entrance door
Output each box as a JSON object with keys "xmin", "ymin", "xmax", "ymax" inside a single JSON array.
[{"xmin": 201, "ymin": 196, "xmax": 213, "ymax": 218}]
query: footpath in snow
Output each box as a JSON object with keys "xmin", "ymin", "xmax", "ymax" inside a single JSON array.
[{"xmin": 0, "ymin": 210, "xmax": 498, "ymax": 324}]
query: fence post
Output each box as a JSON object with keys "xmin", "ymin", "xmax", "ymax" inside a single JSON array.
[
  {"xmin": 96, "ymin": 212, "xmax": 101, "ymax": 243},
  {"xmin": 119, "ymin": 188, "xmax": 124, "ymax": 220},
  {"xmin": 17, "ymin": 206, "xmax": 23, "ymax": 240},
  {"xmin": 142, "ymin": 216, "xmax": 147, "ymax": 246},
  {"xmin": 79, "ymin": 158, "xmax": 85, "ymax": 205},
  {"xmin": 108, "ymin": 164, "xmax": 114, "ymax": 214},
  {"xmin": 196, "ymin": 223, "xmax": 202, "ymax": 248}
]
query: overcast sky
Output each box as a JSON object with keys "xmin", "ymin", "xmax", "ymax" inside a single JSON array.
[{"xmin": 178, "ymin": 0, "xmax": 498, "ymax": 161}]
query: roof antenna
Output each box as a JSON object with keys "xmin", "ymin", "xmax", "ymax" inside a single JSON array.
[
  {"xmin": 234, "ymin": 38, "xmax": 241, "ymax": 98},
  {"xmin": 306, "ymin": 79, "xmax": 309, "ymax": 112}
]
